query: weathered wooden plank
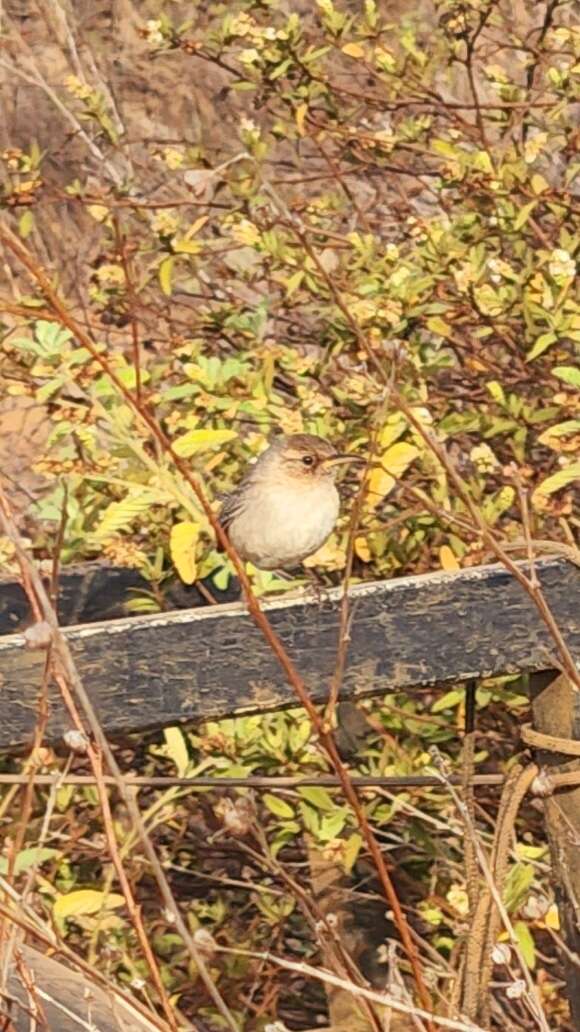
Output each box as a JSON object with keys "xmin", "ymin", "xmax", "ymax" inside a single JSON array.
[
  {"xmin": 0, "ymin": 562, "xmax": 149, "ymax": 636},
  {"xmin": 5, "ymin": 944, "xmax": 157, "ymax": 1031},
  {"xmin": 0, "ymin": 562, "xmax": 239, "ymax": 636},
  {"xmin": 0, "ymin": 558, "xmax": 578, "ymax": 750},
  {"xmin": 531, "ymin": 672, "xmax": 580, "ymax": 1031}
]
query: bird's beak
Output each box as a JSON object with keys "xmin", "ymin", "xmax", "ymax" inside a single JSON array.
[{"xmin": 322, "ymin": 454, "xmax": 366, "ymax": 467}]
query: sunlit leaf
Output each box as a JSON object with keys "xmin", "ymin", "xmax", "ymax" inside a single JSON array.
[
  {"xmin": 514, "ymin": 921, "xmax": 536, "ymax": 970},
  {"xmin": 172, "ymin": 428, "xmax": 237, "ymax": 457},
  {"xmin": 18, "ymin": 210, "xmax": 34, "ymax": 238},
  {"xmin": 0, "ymin": 848, "xmax": 60, "ymax": 875},
  {"xmin": 54, "ymin": 890, "xmax": 126, "ymax": 925},
  {"xmin": 342, "ymin": 42, "xmax": 365, "ymax": 58},
  {"xmin": 263, "ymin": 794, "xmax": 295, "ymax": 820},
  {"xmin": 170, "ymin": 521, "xmax": 200, "ymax": 585},
  {"xmin": 159, "ymin": 255, "xmax": 176, "ymax": 296},
  {"xmin": 298, "ymin": 786, "xmax": 336, "ymax": 812},
  {"xmin": 367, "ymin": 442, "xmax": 419, "ymax": 510},
  {"xmin": 544, "ymin": 904, "xmax": 560, "ymax": 930},
  {"xmin": 533, "ymin": 463, "xmax": 580, "ymax": 501},
  {"xmin": 163, "ymin": 726, "xmax": 190, "ymax": 776},
  {"xmin": 93, "ymin": 492, "xmax": 160, "ymax": 541},
  {"xmin": 439, "ymin": 545, "xmax": 460, "ymax": 571},
  {"xmin": 526, "ymin": 331, "xmax": 557, "ymax": 362},
  {"xmin": 295, "ymin": 102, "xmax": 308, "ymax": 135},
  {"xmin": 552, "ymin": 366, "xmax": 580, "ymax": 388}
]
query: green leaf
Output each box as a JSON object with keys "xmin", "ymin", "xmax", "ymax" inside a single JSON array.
[
  {"xmin": 552, "ymin": 366, "xmax": 580, "ymax": 388},
  {"xmin": 263, "ymin": 794, "xmax": 295, "ymax": 820},
  {"xmin": 0, "ymin": 848, "xmax": 60, "ymax": 876},
  {"xmin": 537, "ymin": 420, "xmax": 580, "ymax": 445},
  {"xmin": 481, "ymin": 486, "xmax": 515, "ymax": 525},
  {"xmin": 298, "ymin": 786, "xmax": 336, "ymax": 812},
  {"xmin": 92, "ymin": 491, "xmax": 161, "ymax": 541},
  {"xmin": 533, "ymin": 462, "xmax": 580, "ymax": 499},
  {"xmin": 318, "ymin": 810, "xmax": 348, "ymax": 841},
  {"xmin": 514, "ymin": 201, "xmax": 537, "ymax": 230},
  {"xmin": 526, "ymin": 332, "xmax": 557, "ymax": 362},
  {"xmin": 432, "ymin": 689, "xmax": 463, "ymax": 713},
  {"xmin": 343, "ymin": 833, "xmax": 363, "ymax": 874},
  {"xmin": 514, "ymin": 921, "xmax": 536, "ymax": 970},
  {"xmin": 426, "ymin": 316, "xmax": 452, "ymax": 338},
  {"xmin": 503, "ymin": 862, "xmax": 535, "ymax": 911}
]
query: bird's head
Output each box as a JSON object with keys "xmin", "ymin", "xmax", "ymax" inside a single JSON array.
[{"xmin": 258, "ymin": 433, "xmax": 363, "ymax": 485}]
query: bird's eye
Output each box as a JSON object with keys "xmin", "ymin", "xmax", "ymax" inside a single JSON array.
[{"xmin": 302, "ymin": 455, "xmax": 315, "ymax": 467}]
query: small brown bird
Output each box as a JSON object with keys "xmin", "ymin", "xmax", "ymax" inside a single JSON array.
[{"xmin": 220, "ymin": 433, "xmax": 362, "ymax": 570}]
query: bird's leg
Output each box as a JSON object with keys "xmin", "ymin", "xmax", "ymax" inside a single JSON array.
[{"xmin": 300, "ymin": 565, "xmax": 332, "ymax": 604}]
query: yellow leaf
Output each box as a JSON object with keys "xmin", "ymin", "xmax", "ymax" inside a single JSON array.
[
  {"xmin": 367, "ymin": 442, "xmax": 419, "ymax": 510},
  {"xmin": 354, "ymin": 536, "xmax": 371, "ymax": 562},
  {"xmin": 303, "ymin": 536, "xmax": 346, "ymax": 570},
  {"xmin": 159, "ymin": 255, "xmax": 176, "ymax": 296},
  {"xmin": 163, "ymin": 726, "xmax": 190, "ymax": 776},
  {"xmin": 18, "ymin": 210, "xmax": 34, "ymax": 239},
  {"xmin": 170, "ymin": 521, "xmax": 200, "ymax": 585},
  {"xmin": 342, "ymin": 42, "xmax": 365, "ymax": 58},
  {"xmin": 377, "ymin": 416, "xmax": 407, "ymax": 450},
  {"xmin": 172, "ymin": 239, "xmax": 201, "ymax": 255},
  {"xmin": 295, "ymin": 102, "xmax": 308, "ymax": 136},
  {"xmin": 186, "ymin": 214, "xmax": 210, "ymax": 237},
  {"xmin": 172, "ymin": 428, "xmax": 237, "ymax": 457},
  {"xmin": 87, "ymin": 204, "xmax": 109, "ymax": 223},
  {"xmin": 544, "ymin": 904, "xmax": 560, "ymax": 930},
  {"xmin": 439, "ymin": 545, "xmax": 460, "ymax": 571},
  {"xmin": 54, "ymin": 890, "xmax": 125, "ymax": 924}
]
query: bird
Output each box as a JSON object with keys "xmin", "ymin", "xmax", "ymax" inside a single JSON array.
[{"xmin": 219, "ymin": 433, "xmax": 362, "ymax": 571}]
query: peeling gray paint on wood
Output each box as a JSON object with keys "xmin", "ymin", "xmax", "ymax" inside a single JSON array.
[
  {"xmin": 7, "ymin": 945, "xmax": 155, "ymax": 1032},
  {"xmin": 0, "ymin": 558, "xmax": 578, "ymax": 750}
]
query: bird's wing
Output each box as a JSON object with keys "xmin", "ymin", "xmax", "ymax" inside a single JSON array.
[{"xmin": 218, "ymin": 489, "xmax": 245, "ymax": 533}]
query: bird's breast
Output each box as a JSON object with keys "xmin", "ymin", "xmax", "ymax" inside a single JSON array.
[{"xmin": 228, "ymin": 481, "xmax": 340, "ymax": 570}]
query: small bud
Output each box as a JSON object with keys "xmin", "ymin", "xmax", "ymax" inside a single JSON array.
[
  {"xmin": 24, "ymin": 621, "xmax": 52, "ymax": 650},
  {"xmin": 215, "ymin": 795, "xmax": 256, "ymax": 837},
  {"xmin": 531, "ymin": 771, "xmax": 554, "ymax": 798},
  {"xmin": 63, "ymin": 729, "xmax": 90, "ymax": 754},
  {"xmin": 506, "ymin": 979, "xmax": 526, "ymax": 1000},
  {"xmin": 193, "ymin": 927, "xmax": 217, "ymax": 960},
  {"xmin": 492, "ymin": 942, "xmax": 511, "ymax": 965},
  {"xmin": 521, "ymin": 895, "xmax": 549, "ymax": 920}
]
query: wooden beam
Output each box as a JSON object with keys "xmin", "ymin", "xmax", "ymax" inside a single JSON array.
[
  {"xmin": 0, "ymin": 561, "xmax": 238, "ymax": 637},
  {"xmin": 6, "ymin": 944, "xmax": 158, "ymax": 1032},
  {"xmin": 531, "ymin": 672, "xmax": 580, "ymax": 1031},
  {"xmin": 0, "ymin": 558, "xmax": 578, "ymax": 750}
]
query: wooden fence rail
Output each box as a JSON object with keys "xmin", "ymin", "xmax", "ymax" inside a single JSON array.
[{"xmin": 0, "ymin": 557, "xmax": 578, "ymax": 750}]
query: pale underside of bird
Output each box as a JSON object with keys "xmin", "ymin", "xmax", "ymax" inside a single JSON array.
[{"xmin": 219, "ymin": 433, "xmax": 360, "ymax": 571}]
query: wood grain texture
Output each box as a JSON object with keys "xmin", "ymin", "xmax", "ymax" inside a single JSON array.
[
  {"xmin": 6, "ymin": 944, "xmax": 156, "ymax": 1032},
  {"xmin": 0, "ymin": 558, "xmax": 578, "ymax": 750},
  {"xmin": 531, "ymin": 672, "xmax": 580, "ymax": 1030}
]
